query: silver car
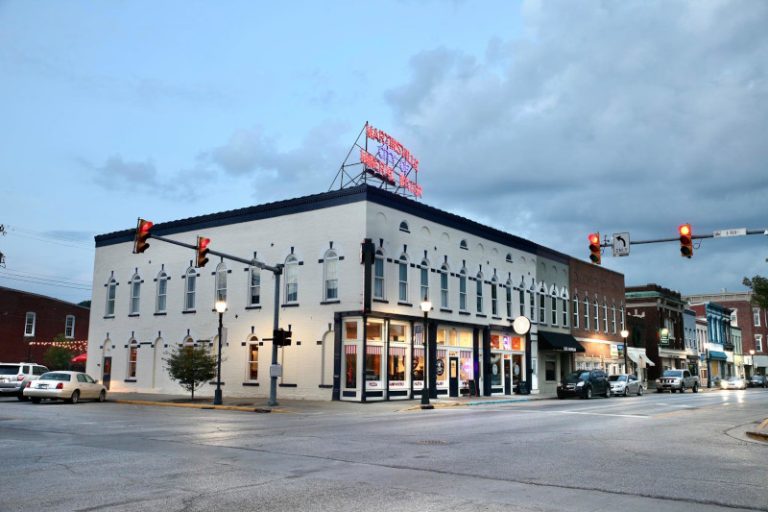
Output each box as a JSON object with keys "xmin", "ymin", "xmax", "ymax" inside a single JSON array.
[
  {"xmin": 0, "ymin": 363, "xmax": 49, "ymax": 400},
  {"xmin": 24, "ymin": 371, "xmax": 107, "ymax": 404},
  {"xmin": 720, "ymin": 376, "xmax": 747, "ymax": 390},
  {"xmin": 608, "ymin": 374, "xmax": 644, "ymax": 396}
]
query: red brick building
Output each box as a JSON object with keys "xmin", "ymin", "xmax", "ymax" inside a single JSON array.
[
  {"xmin": 0, "ymin": 286, "xmax": 90, "ymax": 363},
  {"xmin": 568, "ymin": 258, "xmax": 627, "ymax": 375}
]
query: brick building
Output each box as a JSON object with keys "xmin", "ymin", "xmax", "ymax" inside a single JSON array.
[
  {"xmin": 0, "ymin": 286, "xmax": 90, "ymax": 363},
  {"xmin": 568, "ymin": 258, "xmax": 627, "ymax": 375},
  {"xmin": 625, "ymin": 284, "xmax": 687, "ymax": 382}
]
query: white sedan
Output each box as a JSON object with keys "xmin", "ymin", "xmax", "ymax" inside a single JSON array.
[{"xmin": 23, "ymin": 371, "xmax": 107, "ymax": 404}]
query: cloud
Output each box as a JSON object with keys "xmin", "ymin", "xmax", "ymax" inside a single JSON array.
[{"xmin": 383, "ymin": 0, "xmax": 768, "ymax": 292}]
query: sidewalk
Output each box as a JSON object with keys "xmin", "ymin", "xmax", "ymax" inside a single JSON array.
[{"xmin": 107, "ymin": 391, "xmax": 551, "ymax": 414}]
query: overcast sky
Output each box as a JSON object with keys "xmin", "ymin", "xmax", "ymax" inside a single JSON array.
[{"xmin": 1, "ymin": 0, "xmax": 767, "ymax": 305}]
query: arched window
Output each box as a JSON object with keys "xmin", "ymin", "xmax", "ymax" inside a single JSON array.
[
  {"xmin": 593, "ymin": 296, "xmax": 600, "ymax": 332},
  {"xmin": 476, "ymin": 271, "xmax": 484, "ymax": 314},
  {"xmin": 505, "ymin": 277, "xmax": 513, "ymax": 318},
  {"xmin": 398, "ymin": 254, "xmax": 409, "ymax": 303},
  {"xmin": 506, "ymin": 253, "xmax": 513, "ymax": 263},
  {"xmin": 399, "ymin": 221, "xmax": 410, "ymax": 233},
  {"xmin": 373, "ymin": 249, "xmax": 385, "ymax": 300},
  {"xmin": 127, "ymin": 339, "xmax": 138, "ymax": 379},
  {"xmin": 611, "ymin": 302, "xmax": 617, "ymax": 333},
  {"xmin": 620, "ymin": 304, "xmax": 625, "ymax": 331},
  {"xmin": 248, "ymin": 266, "xmax": 260, "ymax": 306},
  {"xmin": 247, "ymin": 335, "xmax": 259, "ymax": 381},
  {"xmin": 419, "ymin": 258, "xmax": 429, "ymax": 302},
  {"xmin": 129, "ymin": 273, "xmax": 141, "ymax": 315},
  {"xmin": 284, "ymin": 255, "xmax": 299, "ymax": 304},
  {"xmin": 583, "ymin": 296, "xmax": 590, "ymax": 330},
  {"xmin": 459, "ymin": 239, "xmax": 468, "ymax": 250},
  {"xmin": 440, "ymin": 263, "xmax": 449, "ymax": 309},
  {"xmin": 156, "ymin": 271, "xmax": 168, "ymax": 313},
  {"xmin": 603, "ymin": 299, "xmax": 609, "ymax": 332},
  {"xmin": 459, "ymin": 267, "xmax": 468, "ymax": 311},
  {"xmin": 551, "ymin": 291, "xmax": 558, "ymax": 326},
  {"xmin": 518, "ymin": 278, "xmax": 526, "ymax": 317},
  {"xmin": 184, "ymin": 268, "xmax": 196, "ymax": 311},
  {"xmin": 215, "ymin": 262, "xmax": 227, "ymax": 303},
  {"xmin": 323, "ymin": 249, "xmax": 339, "ymax": 301},
  {"xmin": 105, "ymin": 277, "xmax": 117, "ymax": 317},
  {"xmin": 490, "ymin": 275, "xmax": 499, "ymax": 317},
  {"xmin": 528, "ymin": 282, "xmax": 536, "ymax": 323}
]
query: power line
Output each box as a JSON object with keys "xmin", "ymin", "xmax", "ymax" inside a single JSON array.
[
  {"xmin": 0, "ymin": 268, "xmax": 92, "ymax": 287},
  {"xmin": 0, "ymin": 271, "xmax": 92, "ymax": 291},
  {"xmin": 2, "ymin": 225, "xmax": 94, "ymax": 250}
]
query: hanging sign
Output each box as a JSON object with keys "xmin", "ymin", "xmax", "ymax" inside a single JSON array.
[{"xmin": 360, "ymin": 124, "xmax": 422, "ymax": 197}]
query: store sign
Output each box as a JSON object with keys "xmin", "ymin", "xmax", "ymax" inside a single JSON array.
[{"xmin": 360, "ymin": 124, "xmax": 422, "ymax": 197}]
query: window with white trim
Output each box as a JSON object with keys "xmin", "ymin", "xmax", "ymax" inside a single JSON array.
[
  {"xmin": 24, "ymin": 312, "xmax": 36, "ymax": 336},
  {"xmin": 538, "ymin": 293, "xmax": 546, "ymax": 325},
  {"xmin": 105, "ymin": 278, "xmax": 117, "ymax": 316},
  {"xmin": 129, "ymin": 274, "xmax": 141, "ymax": 315},
  {"xmin": 491, "ymin": 278, "xmax": 498, "ymax": 316},
  {"xmin": 551, "ymin": 296, "xmax": 558, "ymax": 325},
  {"xmin": 247, "ymin": 337, "xmax": 259, "ymax": 380},
  {"xmin": 573, "ymin": 295, "xmax": 579, "ymax": 328},
  {"xmin": 215, "ymin": 262, "xmax": 228, "ymax": 303},
  {"xmin": 440, "ymin": 264, "xmax": 449, "ymax": 309},
  {"xmin": 755, "ymin": 335, "xmax": 763, "ymax": 352},
  {"xmin": 156, "ymin": 271, "xmax": 168, "ymax": 313},
  {"xmin": 248, "ymin": 267, "xmax": 260, "ymax": 306},
  {"xmin": 184, "ymin": 268, "xmax": 196, "ymax": 311},
  {"xmin": 611, "ymin": 304, "xmax": 617, "ymax": 333},
  {"xmin": 519, "ymin": 288, "xmax": 525, "ymax": 316},
  {"xmin": 754, "ymin": 308, "xmax": 761, "ymax": 327},
  {"xmin": 323, "ymin": 249, "xmax": 339, "ymax": 301},
  {"xmin": 594, "ymin": 298, "xmax": 599, "ymax": 333},
  {"xmin": 373, "ymin": 250, "xmax": 385, "ymax": 300},
  {"xmin": 476, "ymin": 272, "xmax": 484, "ymax": 313},
  {"xmin": 584, "ymin": 297, "xmax": 590, "ymax": 330},
  {"xmin": 505, "ymin": 279, "xmax": 512, "ymax": 318},
  {"xmin": 603, "ymin": 300, "xmax": 609, "ymax": 333},
  {"xmin": 420, "ymin": 259, "xmax": 429, "ymax": 302},
  {"xmin": 459, "ymin": 268, "xmax": 468, "ymax": 311},
  {"xmin": 398, "ymin": 254, "xmax": 409, "ymax": 303},
  {"xmin": 285, "ymin": 255, "xmax": 298, "ymax": 304},
  {"xmin": 65, "ymin": 315, "xmax": 75, "ymax": 338},
  {"xmin": 529, "ymin": 290, "xmax": 536, "ymax": 322},
  {"xmin": 620, "ymin": 305, "xmax": 625, "ymax": 331},
  {"xmin": 128, "ymin": 341, "xmax": 138, "ymax": 379},
  {"xmin": 562, "ymin": 297, "xmax": 569, "ymax": 327}
]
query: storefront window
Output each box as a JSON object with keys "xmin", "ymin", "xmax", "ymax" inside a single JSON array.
[
  {"xmin": 545, "ymin": 360, "xmax": 556, "ymax": 381},
  {"xmin": 344, "ymin": 345, "xmax": 357, "ymax": 388},
  {"xmin": 389, "ymin": 323, "xmax": 407, "ymax": 342},
  {"xmin": 388, "ymin": 347, "xmax": 406, "ymax": 383},
  {"xmin": 458, "ymin": 330, "xmax": 472, "ymax": 347},
  {"xmin": 460, "ymin": 350, "xmax": 473, "ymax": 386},
  {"xmin": 248, "ymin": 344, "xmax": 259, "ymax": 380},
  {"xmin": 365, "ymin": 346, "xmax": 382, "ymax": 382},
  {"xmin": 366, "ymin": 321, "xmax": 383, "ymax": 341},
  {"xmin": 413, "ymin": 348, "xmax": 425, "ymax": 382},
  {"xmin": 345, "ymin": 321, "xmax": 358, "ymax": 340},
  {"xmin": 436, "ymin": 328, "xmax": 447, "ymax": 345},
  {"xmin": 435, "ymin": 349, "xmax": 447, "ymax": 388},
  {"xmin": 490, "ymin": 353, "xmax": 501, "ymax": 387}
]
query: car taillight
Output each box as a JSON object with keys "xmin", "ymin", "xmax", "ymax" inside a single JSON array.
[
  {"xmin": 56, "ymin": 383, "xmax": 64, "ymax": 390},
  {"xmin": 26, "ymin": 381, "xmax": 32, "ymax": 388},
  {"xmin": 17, "ymin": 374, "xmax": 25, "ymax": 381}
]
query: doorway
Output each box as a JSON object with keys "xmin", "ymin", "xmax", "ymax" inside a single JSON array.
[
  {"xmin": 503, "ymin": 358, "xmax": 511, "ymax": 395},
  {"xmin": 449, "ymin": 357, "xmax": 459, "ymax": 397},
  {"xmin": 102, "ymin": 357, "xmax": 112, "ymax": 390}
]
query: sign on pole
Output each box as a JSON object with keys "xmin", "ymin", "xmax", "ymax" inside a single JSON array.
[
  {"xmin": 713, "ymin": 228, "xmax": 747, "ymax": 238},
  {"xmin": 612, "ymin": 232, "xmax": 630, "ymax": 257}
]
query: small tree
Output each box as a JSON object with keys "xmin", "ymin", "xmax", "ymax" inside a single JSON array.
[
  {"xmin": 743, "ymin": 276, "xmax": 768, "ymax": 310},
  {"xmin": 164, "ymin": 346, "xmax": 216, "ymax": 400},
  {"xmin": 43, "ymin": 334, "xmax": 75, "ymax": 370}
]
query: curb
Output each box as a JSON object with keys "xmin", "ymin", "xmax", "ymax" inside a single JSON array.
[{"xmin": 112, "ymin": 399, "xmax": 273, "ymax": 413}]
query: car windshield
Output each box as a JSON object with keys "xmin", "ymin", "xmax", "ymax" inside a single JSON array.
[
  {"xmin": 608, "ymin": 375, "xmax": 627, "ymax": 382},
  {"xmin": 0, "ymin": 365, "xmax": 21, "ymax": 375},
  {"xmin": 566, "ymin": 371, "xmax": 590, "ymax": 381},
  {"xmin": 662, "ymin": 370, "xmax": 683, "ymax": 377},
  {"xmin": 726, "ymin": 377, "xmax": 740, "ymax": 382},
  {"xmin": 40, "ymin": 372, "xmax": 71, "ymax": 381}
]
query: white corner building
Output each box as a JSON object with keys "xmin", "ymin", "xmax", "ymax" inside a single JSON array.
[{"xmin": 86, "ymin": 185, "xmax": 579, "ymax": 401}]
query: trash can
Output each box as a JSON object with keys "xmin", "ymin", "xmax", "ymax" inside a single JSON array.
[{"xmin": 517, "ymin": 380, "xmax": 529, "ymax": 395}]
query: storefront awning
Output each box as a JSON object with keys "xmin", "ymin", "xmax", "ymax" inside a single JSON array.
[
  {"xmin": 538, "ymin": 331, "xmax": 585, "ymax": 353},
  {"xmin": 753, "ymin": 355, "xmax": 768, "ymax": 368},
  {"xmin": 708, "ymin": 351, "xmax": 727, "ymax": 361},
  {"xmin": 627, "ymin": 347, "xmax": 656, "ymax": 367}
]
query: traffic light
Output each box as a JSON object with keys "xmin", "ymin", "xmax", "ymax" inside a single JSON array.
[
  {"xmin": 273, "ymin": 328, "xmax": 292, "ymax": 347},
  {"xmin": 588, "ymin": 233, "xmax": 601, "ymax": 265},
  {"xmin": 133, "ymin": 218, "xmax": 153, "ymax": 254},
  {"xmin": 679, "ymin": 224, "xmax": 693, "ymax": 258},
  {"xmin": 195, "ymin": 236, "xmax": 211, "ymax": 268}
]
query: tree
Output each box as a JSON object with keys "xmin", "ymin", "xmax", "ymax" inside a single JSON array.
[
  {"xmin": 44, "ymin": 336, "xmax": 74, "ymax": 371},
  {"xmin": 78, "ymin": 300, "xmax": 91, "ymax": 308},
  {"xmin": 743, "ymin": 275, "xmax": 768, "ymax": 310},
  {"xmin": 164, "ymin": 346, "xmax": 216, "ymax": 400}
]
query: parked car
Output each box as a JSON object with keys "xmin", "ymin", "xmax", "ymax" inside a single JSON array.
[
  {"xmin": 557, "ymin": 370, "xmax": 611, "ymax": 399},
  {"xmin": 720, "ymin": 376, "xmax": 747, "ymax": 390},
  {"xmin": 23, "ymin": 371, "xmax": 106, "ymax": 404},
  {"xmin": 609, "ymin": 374, "xmax": 644, "ymax": 396},
  {"xmin": 747, "ymin": 375, "xmax": 767, "ymax": 388},
  {"xmin": 0, "ymin": 363, "xmax": 50, "ymax": 400},
  {"xmin": 655, "ymin": 369, "xmax": 699, "ymax": 393}
]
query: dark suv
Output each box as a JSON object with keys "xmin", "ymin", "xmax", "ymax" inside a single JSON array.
[{"xmin": 557, "ymin": 370, "xmax": 611, "ymax": 399}]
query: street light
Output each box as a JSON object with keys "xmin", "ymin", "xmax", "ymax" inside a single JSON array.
[
  {"xmin": 213, "ymin": 299, "xmax": 227, "ymax": 405},
  {"xmin": 512, "ymin": 316, "xmax": 532, "ymax": 394},
  {"xmin": 621, "ymin": 329, "xmax": 629, "ymax": 375},
  {"xmin": 420, "ymin": 296, "xmax": 433, "ymax": 410}
]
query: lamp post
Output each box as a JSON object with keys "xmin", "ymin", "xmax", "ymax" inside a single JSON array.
[
  {"xmin": 512, "ymin": 316, "xmax": 531, "ymax": 394},
  {"xmin": 213, "ymin": 299, "xmax": 227, "ymax": 405},
  {"xmin": 749, "ymin": 349, "xmax": 755, "ymax": 379},
  {"xmin": 621, "ymin": 329, "xmax": 629, "ymax": 375},
  {"xmin": 420, "ymin": 297, "xmax": 433, "ymax": 410}
]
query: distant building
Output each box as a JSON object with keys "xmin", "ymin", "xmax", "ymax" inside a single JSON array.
[
  {"xmin": 688, "ymin": 302, "xmax": 732, "ymax": 387},
  {"xmin": 683, "ymin": 308, "xmax": 699, "ymax": 377},
  {"xmin": 0, "ymin": 285, "xmax": 90, "ymax": 363},
  {"xmin": 683, "ymin": 291, "xmax": 767, "ymax": 378}
]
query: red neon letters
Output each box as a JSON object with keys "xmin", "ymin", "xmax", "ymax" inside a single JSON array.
[
  {"xmin": 362, "ymin": 124, "xmax": 423, "ymax": 198},
  {"xmin": 365, "ymin": 125, "xmax": 419, "ymax": 172}
]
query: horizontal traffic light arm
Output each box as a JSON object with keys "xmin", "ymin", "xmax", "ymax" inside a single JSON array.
[
  {"xmin": 593, "ymin": 229, "xmax": 766, "ymax": 247},
  {"xmin": 148, "ymin": 233, "xmax": 282, "ymax": 274}
]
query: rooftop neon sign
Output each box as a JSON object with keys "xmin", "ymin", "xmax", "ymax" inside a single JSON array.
[{"xmin": 360, "ymin": 124, "xmax": 422, "ymax": 198}]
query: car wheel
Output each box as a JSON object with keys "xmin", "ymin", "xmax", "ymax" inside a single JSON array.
[
  {"xmin": 17, "ymin": 393, "xmax": 29, "ymax": 401},
  {"xmin": 656, "ymin": 389, "xmax": 663, "ymax": 393},
  {"xmin": 69, "ymin": 390, "xmax": 80, "ymax": 404},
  {"xmin": 638, "ymin": 386, "xmax": 644, "ymax": 396},
  {"xmin": 584, "ymin": 387, "xmax": 592, "ymax": 399},
  {"xmin": 692, "ymin": 383, "xmax": 698, "ymax": 393},
  {"xmin": 624, "ymin": 387, "xmax": 629, "ymax": 397},
  {"xmin": 31, "ymin": 397, "xmax": 41, "ymax": 404},
  {"xmin": 98, "ymin": 390, "xmax": 106, "ymax": 402},
  {"xmin": 680, "ymin": 385, "xmax": 685, "ymax": 393},
  {"xmin": 604, "ymin": 386, "xmax": 611, "ymax": 398}
]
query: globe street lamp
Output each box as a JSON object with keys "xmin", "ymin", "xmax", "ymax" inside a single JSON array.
[
  {"xmin": 420, "ymin": 297, "xmax": 433, "ymax": 410},
  {"xmin": 213, "ymin": 299, "xmax": 227, "ymax": 405},
  {"xmin": 621, "ymin": 329, "xmax": 630, "ymax": 375},
  {"xmin": 512, "ymin": 316, "xmax": 531, "ymax": 395}
]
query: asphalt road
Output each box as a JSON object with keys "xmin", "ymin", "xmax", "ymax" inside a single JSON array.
[{"xmin": 1, "ymin": 389, "xmax": 767, "ymax": 512}]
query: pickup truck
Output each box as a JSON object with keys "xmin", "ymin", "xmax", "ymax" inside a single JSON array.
[{"xmin": 655, "ymin": 369, "xmax": 699, "ymax": 393}]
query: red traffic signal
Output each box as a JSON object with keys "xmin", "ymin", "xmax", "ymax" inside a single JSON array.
[
  {"xmin": 588, "ymin": 233, "xmax": 601, "ymax": 265},
  {"xmin": 196, "ymin": 236, "xmax": 211, "ymax": 268},
  {"xmin": 133, "ymin": 218, "xmax": 153, "ymax": 254},
  {"xmin": 679, "ymin": 224, "xmax": 693, "ymax": 258}
]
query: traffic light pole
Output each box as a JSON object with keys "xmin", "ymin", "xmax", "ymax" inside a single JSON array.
[{"xmin": 595, "ymin": 229, "xmax": 766, "ymax": 248}]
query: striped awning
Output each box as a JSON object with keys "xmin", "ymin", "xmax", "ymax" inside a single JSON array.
[
  {"xmin": 389, "ymin": 346, "xmax": 406, "ymax": 356},
  {"xmin": 344, "ymin": 345, "xmax": 356, "ymax": 354},
  {"xmin": 367, "ymin": 345, "xmax": 382, "ymax": 355},
  {"xmin": 460, "ymin": 350, "xmax": 472, "ymax": 359}
]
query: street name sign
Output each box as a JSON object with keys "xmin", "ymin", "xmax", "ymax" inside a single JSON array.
[
  {"xmin": 612, "ymin": 232, "xmax": 630, "ymax": 257},
  {"xmin": 713, "ymin": 228, "xmax": 747, "ymax": 238}
]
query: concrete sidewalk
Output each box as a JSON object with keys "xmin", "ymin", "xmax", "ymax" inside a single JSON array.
[{"xmin": 107, "ymin": 391, "xmax": 551, "ymax": 414}]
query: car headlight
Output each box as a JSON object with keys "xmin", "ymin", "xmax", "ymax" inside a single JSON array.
[{"xmin": 576, "ymin": 381, "xmax": 585, "ymax": 387}]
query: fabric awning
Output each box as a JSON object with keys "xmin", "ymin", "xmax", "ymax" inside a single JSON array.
[
  {"xmin": 70, "ymin": 353, "xmax": 87, "ymax": 364},
  {"xmin": 538, "ymin": 331, "xmax": 585, "ymax": 353},
  {"xmin": 708, "ymin": 351, "xmax": 727, "ymax": 361},
  {"xmin": 627, "ymin": 347, "xmax": 655, "ymax": 367}
]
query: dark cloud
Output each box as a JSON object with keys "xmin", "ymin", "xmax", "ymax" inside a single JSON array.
[{"xmin": 384, "ymin": 0, "xmax": 768, "ymax": 293}]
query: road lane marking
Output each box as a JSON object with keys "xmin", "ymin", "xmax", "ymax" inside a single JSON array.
[{"xmin": 511, "ymin": 408, "xmax": 649, "ymax": 419}]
